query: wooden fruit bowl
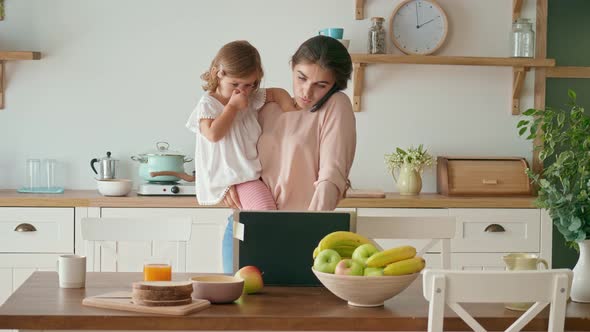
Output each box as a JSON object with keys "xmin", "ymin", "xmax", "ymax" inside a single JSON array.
[{"xmin": 312, "ymin": 268, "xmax": 419, "ymax": 307}]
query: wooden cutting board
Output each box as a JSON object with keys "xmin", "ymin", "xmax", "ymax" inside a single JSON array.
[
  {"xmin": 82, "ymin": 292, "xmax": 210, "ymax": 316},
  {"xmin": 345, "ymin": 189, "xmax": 386, "ymax": 198}
]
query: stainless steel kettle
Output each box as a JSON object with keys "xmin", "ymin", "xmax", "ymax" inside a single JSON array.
[{"xmin": 90, "ymin": 151, "xmax": 118, "ymax": 179}]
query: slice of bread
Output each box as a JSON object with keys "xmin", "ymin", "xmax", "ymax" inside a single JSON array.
[
  {"xmin": 132, "ymin": 280, "xmax": 193, "ymax": 292},
  {"xmin": 132, "ymin": 297, "xmax": 193, "ymax": 307},
  {"xmin": 132, "ymin": 288, "xmax": 193, "ymax": 302}
]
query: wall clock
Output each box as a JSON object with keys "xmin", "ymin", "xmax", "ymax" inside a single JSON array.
[{"xmin": 389, "ymin": 0, "xmax": 448, "ymax": 55}]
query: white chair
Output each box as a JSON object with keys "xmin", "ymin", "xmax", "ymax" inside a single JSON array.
[
  {"xmin": 423, "ymin": 269, "xmax": 573, "ymax": 332},
  {"xmin": 356, "ymin": 216, "xmax": 457, "ymax": 269},
  {"xmin": 81, "ymin": 217, "xmax": 192, "ymax": 272}
]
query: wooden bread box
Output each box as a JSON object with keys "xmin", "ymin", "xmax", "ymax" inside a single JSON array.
[{"xmin": 437, "ymin": 156, "xmax": 532, "ymax": 196}]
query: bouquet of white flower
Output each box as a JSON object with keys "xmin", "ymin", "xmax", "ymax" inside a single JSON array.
[{"xmin": 384, "ymin": 144, "xmax": 435, "ymax": 173}]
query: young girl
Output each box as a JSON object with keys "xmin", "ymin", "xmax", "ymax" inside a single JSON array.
[{"xmin": 185, "ymin": 40, "xmax": 296, "ymax": 210}]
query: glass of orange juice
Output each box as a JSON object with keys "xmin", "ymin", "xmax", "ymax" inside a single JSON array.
[{"xmin": 143, "ymin": 258, "xmax": 172, "ymax": 281}]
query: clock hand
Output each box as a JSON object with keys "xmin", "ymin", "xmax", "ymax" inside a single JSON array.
[
  {"xmin": 418, "ymin": 18, "xmax": 435, "ymax": 28},
  {"xmin": 415, "ymin": 2, "xmax": 419, "ymax": 28}
]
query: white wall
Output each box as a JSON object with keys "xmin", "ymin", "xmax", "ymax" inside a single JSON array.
[{"xmin": 0, "ymin": 0, "xmax": 536, "ymax": 192}]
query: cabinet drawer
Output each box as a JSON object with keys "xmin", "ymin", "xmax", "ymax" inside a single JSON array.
[
  {"xmin": 0, "ymin": 208, "xmax": 74, "ymax": 253},
  {"xmin": 449, "ymin": 209, "xmax": 539, "ymax": 253},
  {"xmin": 357, "ymin": 208, "xmax": 449, "ymax": 253}
]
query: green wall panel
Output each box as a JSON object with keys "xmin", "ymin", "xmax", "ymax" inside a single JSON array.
[{"xmin": 545, "ymin": 0, "xmax": 590, "ymax": 268}]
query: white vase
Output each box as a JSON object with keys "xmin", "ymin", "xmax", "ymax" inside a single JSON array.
[
  {"xmin": 393, "ymin": 164, "xmax": 422, "ymax": 195},
  {"xmin": 571, "ymin": 239, "xmax": 590, "ymax": 303}
]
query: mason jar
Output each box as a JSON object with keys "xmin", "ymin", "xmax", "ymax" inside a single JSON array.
[
  {"xmin": 511, "ymin": 18, "xmax": 535, "ymax": 57},
  {"xmin": 368, "ymin": 17, "xmax": 386, "ymax": 54}
]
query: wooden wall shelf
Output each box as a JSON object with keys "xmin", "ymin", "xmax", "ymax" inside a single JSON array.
[
  {"xmin": 350, "ymin": 54, "xmax": 556, "ymax": 114},
  {"xmin": 356, "ymin": 0, "xmax": 525, "ymax": 21},
  {"xmin": 0, "ymin": 51, "xmax": 41, "ymax": 109}
]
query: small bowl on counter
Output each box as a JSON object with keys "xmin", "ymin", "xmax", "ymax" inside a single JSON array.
[
  {"xmin": 96, "ymin": 179, "xmax": 132, "ymax": 196},
  {"xmin": 190, "ymin": 275, "xmax": 244, "ymax": 304}
]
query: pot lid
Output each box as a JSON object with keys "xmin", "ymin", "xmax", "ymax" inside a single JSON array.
[
  {"xmin": 99, "ymin": 151, "xmax": 118, "ymax": 161},
  {"xmin": 142, "ymin": 141, "xmax": 186, "ymax": 157}
]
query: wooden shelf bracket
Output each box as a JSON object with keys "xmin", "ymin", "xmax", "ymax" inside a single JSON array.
[
  {"xmin": 352, "ymin": 63, "xmax": 366, "ymax": 112},
  {"xmin": 512, "ymin": 66, "xmax": 528, "ymax": 115},
  {"xmin": 0, "ymin": 51, "xmax": 41, "ymax": 110},
  {"xmin": 513, "ymin": 0, "xmax": 524, "ymax": 21},
  {"xmin": 355, "ymin": 0, "xmax": 365, "ymax": 20}
]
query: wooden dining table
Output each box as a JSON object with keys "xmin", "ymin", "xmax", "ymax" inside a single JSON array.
[{"xmin": 0, "ymin": 272, "xmax": 589, "ymax": 331}]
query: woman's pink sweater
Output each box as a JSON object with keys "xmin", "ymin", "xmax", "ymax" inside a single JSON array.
[{"xmin": 257, "ymin": 92, "xmax": 357, "ymax": 211}]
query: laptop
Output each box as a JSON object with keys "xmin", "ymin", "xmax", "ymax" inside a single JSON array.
[{"xmin": 232, "ymin": 211, "xmax": 352, "ymax": 286}]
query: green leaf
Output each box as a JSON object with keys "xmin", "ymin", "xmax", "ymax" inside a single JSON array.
[
  {"xmin": 517, "ymin": 120, "xmax": 529, "ymax": 128},
  {"xmin": 568, "ymin": 217, "xmax": 582, "ymax": 232},
  {"xmin": 519, "ymin": 127, "xmax": 527, "ymax": 136},
  {"xmin": 523, "ymin": 108, "xmax": 537, "ymax": 116},
  {"xmin": 568, "ymin": 89, "xmax": 577, "ymax": 101}
]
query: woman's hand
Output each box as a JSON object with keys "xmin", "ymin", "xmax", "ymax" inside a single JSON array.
[
  {"xmin": 223, "ymin": 185, "xmax": 242, "ymax": 210},
  {"xmin": 227, "ymin": 89, "xmax": 249, "ymax": 111}
]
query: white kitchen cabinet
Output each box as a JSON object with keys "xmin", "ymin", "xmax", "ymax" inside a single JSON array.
[
  {"xmin": 0, "ymin": 208, "xmax": 74, "ymax": 306},
  {"xmin": 86, "ymin": 208, "xmax": 231, "ymax": 273},
  {"xmin": 356, "ymin": 208, "xmax": 551, "ymax": 271}
]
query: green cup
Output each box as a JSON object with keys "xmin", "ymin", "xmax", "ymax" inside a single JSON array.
[{"xmin": 319, "ymin": 28, "xmax": 344, "ymax": 39}]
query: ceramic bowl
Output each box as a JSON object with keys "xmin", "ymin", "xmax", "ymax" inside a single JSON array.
[
  {"xmin": 312, "ymin": 268, "xmax": 419, "ymax": 307},
  {"xmin": 96, "ymin": 179, "xmax": 132, "ymax": 196},
  {"xmin": 190, "ymin": 275, "xmax": 244, "ymax": 304}
]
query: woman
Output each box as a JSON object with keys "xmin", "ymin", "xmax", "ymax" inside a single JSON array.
[{"xmin": 222, "ymin": 35, "xmax": 357, "ymax": 272}]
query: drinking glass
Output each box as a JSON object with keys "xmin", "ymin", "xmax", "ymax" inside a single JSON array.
[
  {"xmin": 45, "ymin": 159, "xmax": 57, "ymax": 189},
  {"xmin": 143, "ymin": 258, "xmax": 172, "ymax": 281},
  {"xmin": 26, "ymin": 159, "xmax": 41, "ymax": 190}
]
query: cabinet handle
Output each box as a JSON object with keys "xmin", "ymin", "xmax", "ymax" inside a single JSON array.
[
  {"xmin": 484, "ymin": 223, "xmax": 505, "ymax": 232},
  {"xmin": 482, "ymin": 179, "xmax": 498, "ymax": 185},
  {"xmin": 14, "ymin": 223, "xmax": 37, "ymax": 232}
]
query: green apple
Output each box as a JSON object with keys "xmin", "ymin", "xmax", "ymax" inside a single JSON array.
[
  {"xmin": 334, "ymin": 258, "xmax": 364, "ymax": 276},
  {"xmin": 352, "ymin": 243, "xmax": 379, "ymax": 265},
  {"xmin": 313, "ymin": 249, "xmax": 341, "ymax": 274},
  {"xmin": 364, "ymin": 267, "xmax": 384, "ymax": 276}
]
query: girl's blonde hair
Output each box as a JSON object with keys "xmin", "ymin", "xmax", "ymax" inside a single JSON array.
[{"xmin": 201, "ymin": 40, "xmax": 264, "ymax": 92}]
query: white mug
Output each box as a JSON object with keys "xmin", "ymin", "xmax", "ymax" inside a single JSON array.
[{"xmin": 57, "ymin": 255, "xmax": 86, "ymax": 288}]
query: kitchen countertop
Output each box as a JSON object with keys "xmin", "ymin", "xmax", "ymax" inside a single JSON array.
[
  {"xmin": 0, "ymin": 271, "xmax": 588, "ymax": 331},
  {"xmin": 0, "ymin": 190, "xmax": 537, "ymax": 208}
]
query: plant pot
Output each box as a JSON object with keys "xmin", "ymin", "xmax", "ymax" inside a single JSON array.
[
  {"xmin": 572, "ymin": 239, "xmax": 590, "ymax": 303},
  {"xmin": 392, "ymin": 164, "xmax": 422, "ymax": 195}
]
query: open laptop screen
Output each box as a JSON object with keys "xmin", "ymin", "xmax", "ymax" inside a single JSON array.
[{"xmin": 233, "ymin": 211, "xmax": 351, "ymax": 286}]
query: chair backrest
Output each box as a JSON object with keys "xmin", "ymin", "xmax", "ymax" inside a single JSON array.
[
  {"xmin": 356, "ymin": 216, "xmax": 456, "ymax": 269},
  {"xmin": 81, "ymin": 217, "xmax": 192, "ymax": 272},
  {"xmin": 422, "ymin": 269, "xmax": 573, "ymax": 332}
]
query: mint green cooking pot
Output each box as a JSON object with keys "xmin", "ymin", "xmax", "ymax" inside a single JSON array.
[{"xmin": 131, "ymin": 142, "xmax": 193, "ymax": 182}]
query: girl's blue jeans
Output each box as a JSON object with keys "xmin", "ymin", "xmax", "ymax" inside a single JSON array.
[{"xmin": 221, "ymin": 214, "xmax": 234, "ymax": 274}]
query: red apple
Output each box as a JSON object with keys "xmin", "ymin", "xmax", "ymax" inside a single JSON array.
[
  {"xmin": 235, "ymin": 265, "xmax": 264, "ymax": 294},
  {"xmin": 334, "ymin": 259, "xmax": 364, "ymax": 276}
]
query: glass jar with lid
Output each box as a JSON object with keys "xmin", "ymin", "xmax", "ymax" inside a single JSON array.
[
  {"xmin": 368, "ymin": 16, "xmax": 386, "ymax": 54},
  {"xmin": 511, "ymin": 18, "xmax": 535, "ymax": 57}
]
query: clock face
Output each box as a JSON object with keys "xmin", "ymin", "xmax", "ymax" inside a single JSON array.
[{"xmin": 390, "ymin": 0, "xmax": 448, "ymax": 55}]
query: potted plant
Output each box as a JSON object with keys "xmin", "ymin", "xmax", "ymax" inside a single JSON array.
[
  {"xmin": 384, "ymin": 144, "xmax": 435, "ymax": 195},
  {"xmin": 517, "ymin": 89, "xmax": 590, "ymax": 303}
]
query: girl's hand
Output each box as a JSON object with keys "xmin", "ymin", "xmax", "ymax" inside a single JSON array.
[
  {"xmin": 223, "ymin": 185, "xmax": 242, "ymax": 210},
  {"xmin": 227, "ymin": 89, "xmax": 249, "ymax": 111}
]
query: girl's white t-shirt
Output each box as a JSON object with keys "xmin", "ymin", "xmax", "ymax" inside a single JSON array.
[{"xmin": 185, "ymin": 89, "xmax": 266, "ymax": 205}]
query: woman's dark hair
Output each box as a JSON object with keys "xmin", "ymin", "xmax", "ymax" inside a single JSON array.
[{"xmin": 291, "ymin": 35, "xmax": 353, "ymax": 112}]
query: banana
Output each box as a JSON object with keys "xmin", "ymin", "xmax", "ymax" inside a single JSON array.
[
  {"xmin": 318, "ymin": 231, "xmax": 372, "ymax": 251},
  {"xmin": 383, "ymin": 256, "xmax": 425, "ymax": 276},
  {"xmin": 365, "ymin": 245, "xmax": 416, "ymax": 268},
  {"xmin": 312, "ymin": 246, "xmax": 320, "ymax": 259},
  {"xmin": 331, "ymin": 246, "xmax": 356, "ymax": 258}
]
